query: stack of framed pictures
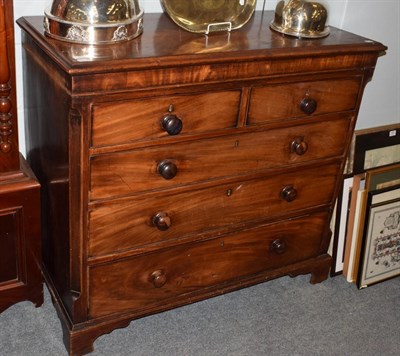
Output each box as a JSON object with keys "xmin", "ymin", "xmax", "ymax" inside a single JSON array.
[
  {"xmin": 330, "ymin": 124, "xmax": 400, "ymax": 288},
  {"xmin": 358, "ymin": 166, "xmax": 400, "ymax": 288}
]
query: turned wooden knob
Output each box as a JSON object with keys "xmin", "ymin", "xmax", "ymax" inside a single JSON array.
[
  {"xmin": 280, "ymin": 186, "xmax": 297, "ymax": 202},
  {"xmin": 291, "ymin": 137, "xmax": 308, "ymax": 156},
  {"xmin": 300, "ymin": 97, "xmax": 317, "ymax": 115},
  {"xmin": 152, "ymin": 212, "xmax": 171, "ymax": 231},
  {"xmin": 271, "ymin": 239, "xmax": 286, "ymax": 254},
  {"xmin": 149, "ymin": 270, "xmax": 167, "ymax": 288},
  {"xmin": 161, "ymin": 114, "xmax": 183, "ymax": 135},
  {"xmin": 157, "ymin": 160, "xmax": 178, "ymax": 180}
]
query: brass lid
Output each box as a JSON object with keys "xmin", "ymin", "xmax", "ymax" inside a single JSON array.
[
  {"xmin": 160, "ymin": 0, "xmax": 257, "ymax": 34},
  {"xmin": 44, "ymin": 0, "xmax": 144, "ymax": 44},
  {"xmin": 270, "ymin": 0, "xmax": 329, "ymax": 39}
]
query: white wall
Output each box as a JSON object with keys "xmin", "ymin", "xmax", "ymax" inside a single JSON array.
[
  {"xmin": 337, "ymin": 0, "xmax": 399, "ymax": 130},
  {"xmin": 13, "ymin": 0, "xmax": 399, "ymax": 156}
]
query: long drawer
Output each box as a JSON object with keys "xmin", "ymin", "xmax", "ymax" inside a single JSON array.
[
  {"xmin": 88, "ymin": 162, "xmax": 340, "ymax": 257},
  {"xmin": 90, "ymin": 117, "xmax": 350, "ymax": 200},
  {"xmin": 89, "ymin": 211, "xmax": 328, "ymax": 318},
  {"xmin": 248, "ymin": 78, "xmax": 361, "ymax": 124},
  {"xmin": 91, "ymin": 90, "xmax": 241, "ymax": 147}
]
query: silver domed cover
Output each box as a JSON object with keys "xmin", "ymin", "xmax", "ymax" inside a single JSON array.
[{"xmin": 44, "ymin": 0, "xmax": 144, "ymax": 44}]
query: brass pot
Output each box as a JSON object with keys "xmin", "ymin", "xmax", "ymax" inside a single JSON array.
[
  {"xmin": 270, "ymin": 0, "xmax": 329, "ymax": 38},
  {"xmin": 160, "ymin": 0, "xmax": 257, "ymax": 34},
  {"xmin": 44, "ymin": 0, "xmax": 144, "ymax": 44}
]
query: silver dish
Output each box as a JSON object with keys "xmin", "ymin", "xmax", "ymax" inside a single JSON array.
[
  {"xmin": 44, "ymin": 0, "xmax": 144, "ymax": 44},
  {"xmin": 270, "ymin": 0, "xmax": 329, "ymax": 39},
  {"xmin": 160, "ymin": 0, "xmax": 257, "ymax": 34}
]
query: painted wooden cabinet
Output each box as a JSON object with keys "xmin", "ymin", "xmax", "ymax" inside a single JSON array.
[{"xmin": 0, "ymin": 0, "xmax": 42, "ymax": 314}]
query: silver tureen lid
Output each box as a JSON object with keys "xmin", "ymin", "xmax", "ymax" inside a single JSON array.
[{"xmin": 44, "ymin": 0, "xmax": 144, "ymax": 44}]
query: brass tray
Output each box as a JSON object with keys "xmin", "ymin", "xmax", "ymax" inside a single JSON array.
[{"xmin": 160, "ymin": 0, "xmax": 257, "ymax": 34}]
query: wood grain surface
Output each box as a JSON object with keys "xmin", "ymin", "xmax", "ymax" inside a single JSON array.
[{"xmin": 18, "ymin": 10, "xmax": 386, "ymax": 356}]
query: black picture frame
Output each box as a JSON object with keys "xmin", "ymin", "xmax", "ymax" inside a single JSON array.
[{"xmin": 353, "ymin": 125, "xmax": 400, "ymax": 175}]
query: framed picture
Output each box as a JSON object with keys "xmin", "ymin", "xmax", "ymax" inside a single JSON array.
[
  {"xmin": 330, "ymin": 176, "xmax": 353, "ymax": 276},
  {"xmin": 352, "ymin": 124, "xmax": 400, "ymax": 175},
  {"xmin": 365, "ymin": 163, "xmax": 400, "ymax": 191},
  {"xmin": 357, "ymin": 185, "xmax": 400, "ymax": 289},
  {"xmin": 342, "ymin": 175, "xmax": 367, "ymax": 282}
]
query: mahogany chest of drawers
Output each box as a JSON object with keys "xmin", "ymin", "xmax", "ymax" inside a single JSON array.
[{"xmin": 18, "ymin": 12, "xmax": 386, "ymax": 355}]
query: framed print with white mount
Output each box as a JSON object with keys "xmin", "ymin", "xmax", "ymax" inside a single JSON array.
[{"xmin": 357, "ymin": 185, "xmax": 400, "ymax": 289}]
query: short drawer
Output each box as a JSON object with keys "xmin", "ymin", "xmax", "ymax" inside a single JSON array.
[
  {"xmin": 89, "ymin": 211, "xmax": 328, "ymax": 318},
  {"xmin": 89, "ymin": 162, "xmax": 340, "ymax": 257},
  {"xmin": 91, "ymin": 90, "xmax": 241, "ymax": 147},
  {"xmin": 248, "ymin": 78, "xmax": 361, "ymax": 124},
  {"xmin": 90, "ymin": 117, "xmax": 350, "ymax": 200}
]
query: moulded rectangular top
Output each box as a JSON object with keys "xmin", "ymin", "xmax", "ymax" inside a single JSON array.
[{"xmin": 17, "ymin": 11, "xmax": 387, "ymax": 75}]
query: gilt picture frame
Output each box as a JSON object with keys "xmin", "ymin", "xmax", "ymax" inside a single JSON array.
[{"xmin": 365, "ymin": 163, "xmax": 400, "ymax": 192}]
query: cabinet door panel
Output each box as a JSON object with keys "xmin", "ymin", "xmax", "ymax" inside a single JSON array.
[{"xmin": 0, "ymin": 211, "xmax": 20, "ymax": 283}]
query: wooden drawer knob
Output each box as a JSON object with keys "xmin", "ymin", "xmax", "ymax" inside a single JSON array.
[
  {"xmin": 280, "ymin": 185, "xmax": 297, "ymax": 202},
  {"xmin": 152, "ymin": 212, "xmax": 171, "ymax": 231},
  {"xmin": 149, "ymin": 270, "xmax": 167, "ymax": 288},
  {"xmin": 161, "ymin": 114, "xmax": 183, "ymax": 136},
  {"xmin": 271, "ymin": 239, "xmax": 286, "ymax": 254},
  {"xmin": 157, "ymin": 160, "xmax": 178, "ymax": 180},
  {"xmin": 300, "ymin": 97, "xmax": 317, "ymax": 115},
  {"xmin": 291, "ymin": 137, "xmax": 308, "ymax": 156}
]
